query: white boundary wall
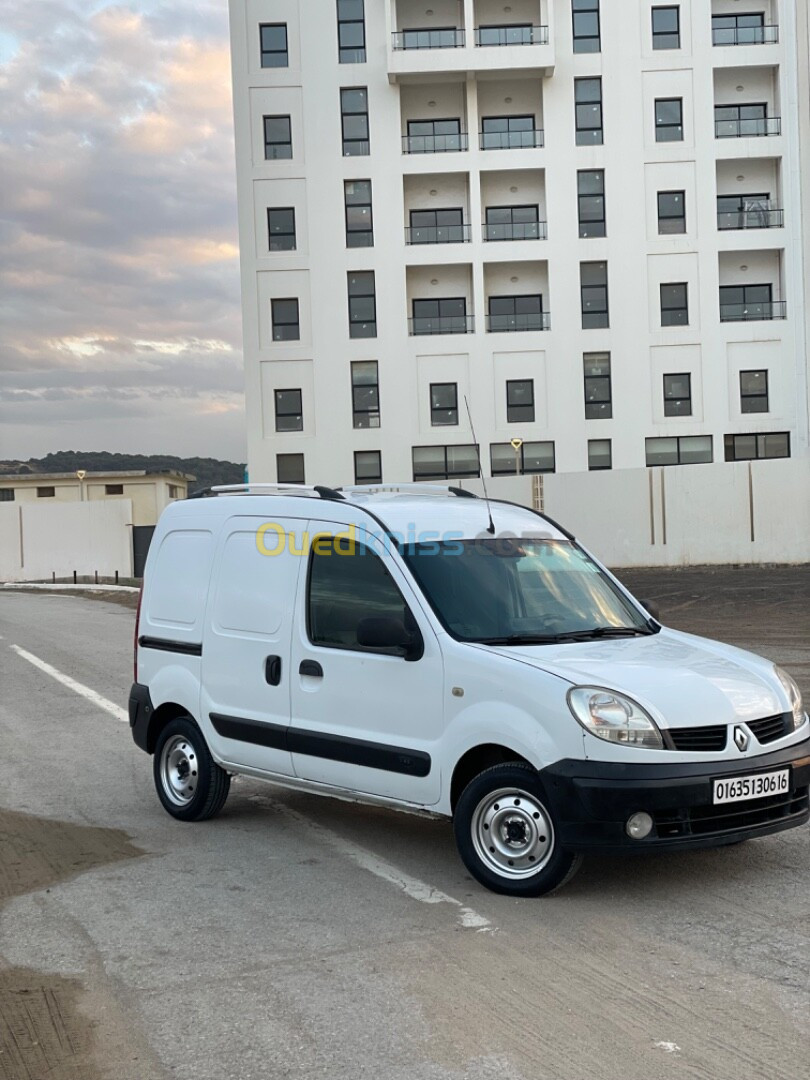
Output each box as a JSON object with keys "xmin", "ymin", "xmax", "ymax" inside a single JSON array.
[{"xmin": 0, "ymin": 500, "xmax": 134, "ymax": 582}]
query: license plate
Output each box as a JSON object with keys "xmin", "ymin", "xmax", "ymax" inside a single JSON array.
[{"xmin": 713, "ymin": 769, "xmax": 790, "ymax": 805}]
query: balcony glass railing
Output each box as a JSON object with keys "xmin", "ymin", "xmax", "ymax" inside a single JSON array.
[
  {"xmin": 483, "ymin": 221, "xmax": 547, "ymax": 241},
  {"xmin": 717, "ymin": 208, "xmax": 783, "ymax": 230},
  {"xmin": 405, "ymin": 224, "xmax": 471, "ymax": 244},
  {"xmin": 715, "ymin": 117, "xmax": 781, "ymax": 138},
  {"xmin": 480, "ymin": 129, "xmax": 544, "ymax": 150},
  {"xmin": 712, "ymin": 25, "xmax": 778, "ymax": 46},
  {"xmin": 474, "ymin": 25, "xmax": 549, "ymax": 46},
  {"xmin": 719, "ymin": 300, "xmax": 786, "ymax": 322},
  {"xmin": 402, "ymin": 132, "xmax": 468, "ymax": 153},
  {"xmin": 409, "ymin": 316, "xmax": 474, "ymax": 335},
  {"xmin": 392, "ymin": 28, "xmax": 464, "ymax": 49},
  {"xmin": 486, "ymin": 312, "xmax": 551, "ymax": 332}
]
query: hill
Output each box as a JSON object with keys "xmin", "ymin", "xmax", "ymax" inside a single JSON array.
[{"xmin": 0, "ymin": 452, "xmax": 246, "ymax": 493}]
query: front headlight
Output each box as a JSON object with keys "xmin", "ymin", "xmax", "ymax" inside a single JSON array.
[
  {"xmin": 774, "ymin": 666, "xmax": 807, "ymax": 732},
  {"xmin": 567, "ymin": 687, "xmax": 664, "ymax": 749}
]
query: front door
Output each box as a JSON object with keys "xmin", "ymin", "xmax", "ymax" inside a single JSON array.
[{"xmin": 289, "ymin": 522, "xmax": 445, "ymax": 805}]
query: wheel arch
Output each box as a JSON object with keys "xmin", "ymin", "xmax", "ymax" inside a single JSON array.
[
  {"xmin": 145, "ymin": 701, "xmax": 193, "ymax": 754},
  {"xmin": 450, "ymin": 744, "xmax": 533, "ymax": 813}
]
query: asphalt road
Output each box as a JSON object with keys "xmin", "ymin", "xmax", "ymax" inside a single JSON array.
[{"xmin": 1, "ymin": 575, "xmax": 809, "ymax": 1080}]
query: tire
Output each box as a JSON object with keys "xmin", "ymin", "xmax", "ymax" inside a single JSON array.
[
  {"xmin": 153, "ymin": 716, "xmax": 230, "ymax": 822},
  {"xmin": 453, "ymin": 763, "xmax": 582, "ymax": 897}
]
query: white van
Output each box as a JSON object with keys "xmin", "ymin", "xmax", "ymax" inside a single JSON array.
[{"xmin": 130, "ymin": 483, "xmax": 809, "ymax": 896}]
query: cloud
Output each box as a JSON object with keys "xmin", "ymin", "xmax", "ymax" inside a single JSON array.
[{"xmin": 0, "ymin": 0, "xmax": 245, "ymax": 461}]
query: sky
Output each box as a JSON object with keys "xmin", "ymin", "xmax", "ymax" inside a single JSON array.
[{"xmin": 0, "ymin": 0, "xmax": 246, "ymax": 462}]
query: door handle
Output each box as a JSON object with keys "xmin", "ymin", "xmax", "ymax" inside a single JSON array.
[
  {"xmin": 265, "ymin": 655, "xmax": 282, "ymax": 686},
  {"xmin": 299, "ymin": 659, "xmax": 323, "ymax": 678}
]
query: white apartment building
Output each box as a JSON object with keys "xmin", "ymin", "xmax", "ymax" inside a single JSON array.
[{"xmin": 227, "ymin": 0, "xmax": 809, "ymax": 488}]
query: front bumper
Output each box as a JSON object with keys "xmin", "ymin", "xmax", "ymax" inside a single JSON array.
[{"xmin": 539, "ymin": 736, "xmax": 810, "ymax": 854}]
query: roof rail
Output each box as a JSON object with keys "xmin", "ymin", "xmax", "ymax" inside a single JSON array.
[
  {"xmin": 204, "ymin": 483, "xmax": 345, "ymax": 500},
  {"xmin": 340, "ymin": 483, "xmax": 478, "ymax": 499}
]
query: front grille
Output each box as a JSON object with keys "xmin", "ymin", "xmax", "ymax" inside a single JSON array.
[
  {"xmin": 654, "ymin": 787, "xmax": 809, "ymax": 839},
  {"xmin": 748, "ymin": 713, "xmax": 791, "ymax": 745},
  {"xmin": 667, "ymin": 725, "xmax": 727, "ymax": 752}
]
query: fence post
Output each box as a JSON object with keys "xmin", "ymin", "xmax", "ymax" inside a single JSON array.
[{"xmin": 73, "ymin": 570, "xmax": 77, "ymax": 584}]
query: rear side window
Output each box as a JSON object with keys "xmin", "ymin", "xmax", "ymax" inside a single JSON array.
[
  {"xmin": 147, "ymin": 530, "xmax": 213, "ymax": 629},
  {"xmin": 308, "ymin": 538, "xmax": 412, "ymax": 651}
]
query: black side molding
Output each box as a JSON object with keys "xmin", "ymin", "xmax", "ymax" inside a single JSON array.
[
  {"xmin": 138, "ymin": 636, "xmax": 203, "ymax": 657},
  {"xmin": 209, "ymin": 712, "xmax": 431, "ymax": 778}
]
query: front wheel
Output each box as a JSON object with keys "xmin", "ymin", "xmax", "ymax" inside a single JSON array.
[
  {"xmin": 453, "ymin": 763, "xmax": 582, "ymax": 897},
  {"xmin": 153, "ymin": 716, "xmax": 230, "ymax": 822}
]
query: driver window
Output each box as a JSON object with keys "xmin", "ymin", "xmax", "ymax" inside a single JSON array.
[{"xmin": 308, "ymin": 537, "xmax": 414, "ymax": 651}]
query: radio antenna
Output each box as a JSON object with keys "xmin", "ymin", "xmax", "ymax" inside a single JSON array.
[{"xmin": 464, "ymin": 395, "xmax": 495, "ymax": 534}]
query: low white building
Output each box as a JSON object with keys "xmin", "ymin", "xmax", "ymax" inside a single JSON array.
[{"xmin": 228, "ymin": 0, "xmax": 809, "ymax": 487}]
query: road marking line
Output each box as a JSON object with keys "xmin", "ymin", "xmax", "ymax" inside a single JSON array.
[
  {"xmin": 10, "ymin": 644, "xmax": 128, "ymax": 723},
  {"xmin": 255, "ymin": 796, "xmax": 493, "ymax": 931}
]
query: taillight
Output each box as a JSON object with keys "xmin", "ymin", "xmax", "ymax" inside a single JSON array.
[{"xmin": 134, "ymin": 584, "xmax": 144, "ymax": 682}]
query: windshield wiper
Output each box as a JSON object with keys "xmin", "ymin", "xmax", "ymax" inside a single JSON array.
[
  {"xmin": 477, "ymin": 634, "xmax": 563, "ymax": 646},
  {"xmin": 552, "ymin": 626, "xmax": 654, "ymax": 642}
]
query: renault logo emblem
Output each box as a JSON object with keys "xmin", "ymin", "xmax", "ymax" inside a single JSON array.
[{"xmin": 733, "ymin": 726, "xmax": 750, "ymax": 752}]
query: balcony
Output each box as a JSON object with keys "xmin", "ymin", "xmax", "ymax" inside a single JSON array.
[
  {"xmin": 474, "ymin": 25, "xmax": 548, "ymax": 46},
  {"xmin": 715, "ymin": 115, "xmax": 781, "ymax": 139},
  {"xmin": 486, "ymin": 309, "xmax": 550, "ymax": 332},
  {"xmin": 409, "ymin": 315, "xmax": 474, "ymax": 335},
  {"xmin": 406, "ymin": 223, "xmax": 471, "ymax": 244},
  {"xmin": 720, "ymin": 299, "xmax": 786, "ymax": 322},
  {"xmin": 392, "ymin": 28, "xmax": 465, "ymax": 49},
  {"xmin": 717, "ymin": 205, "xmax": 783, "ymax": 230},
  {"xmin": 712, "ymin": 19, "xmax": 778, "ymax": 46},
  {"xmin": 484, "ymin": 220, "xmax": 547, "ymax": 241},
  {"xmin": 402, "ymin": 121, "xmax": 468, "ymax": 154},
  {"xmin": 480, "ymin": 125, "xmax": 544, "ymax": 150}
]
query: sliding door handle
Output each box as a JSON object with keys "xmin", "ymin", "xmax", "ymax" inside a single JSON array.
[
  {"xmin": 299, "ymin": 659, "xmax": 323, "ymax": 678},
  {"xmin": 265, "ymin": 655, "xmax": 282, "ymax": 686}
]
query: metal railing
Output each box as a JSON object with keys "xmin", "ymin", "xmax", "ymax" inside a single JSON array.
[
  {"xmin": 402, "ymin": 132, "xmax": 468, "ymax": 153},
  {"xmin": 409, "ymin": 316, "xmax": 474, "ymax": 335},
  {"xmin": 480, "ymin": 128, "xmax": 544, "ymax": 150},
  {"xmin": 474, "ymin": 25, "xmax": 549, "ymax": 46},
  {"xmin": 392, "ymin": 28, "xmax": 464, "ymax": 49},
  {"xmin": 719, "ymin": 301, "xmax": 786, "ymax": 322},
  {"xmin": 715, "ymin": 117, "xmax": 781, "ymax": 138},
  {"xmin": 486, "ymin": 312, "xmax": 550, "ymax": 332},
  {"xmin": 717, "ymin": 208, "xmax": 783, "ymax": 230},
  {"xmin": 712, "ymin": 25, "xmax": 778, "ymax": 46},
  {"xmin": 483, "ymin": 220, "xmax": 547, "ymax": 241},
  {"xmin": 405, "ymin": 224, "xmax": 471, "ymax": 244}
]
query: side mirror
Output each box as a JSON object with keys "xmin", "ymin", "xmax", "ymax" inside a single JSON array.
[
  {"xmin": 639, "ymin": 599, "xmax": 661, "ymax": 623},
  {"xmin": 356, "ymin": 617, "xmax": 423, "ymax": 661}
]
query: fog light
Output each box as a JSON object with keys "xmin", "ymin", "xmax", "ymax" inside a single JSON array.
[{"xmin": 626, "ymin": 812, "xmax": 654, "ymax": 840}]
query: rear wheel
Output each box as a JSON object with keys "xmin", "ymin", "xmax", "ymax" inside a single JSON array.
[
  {"xmin": 454, "ymin": 763, "xmax": 581, "ymax": 897},
  {"xmin": 153, "ymin": 716, "xmax": 230, "ymax": 822}
]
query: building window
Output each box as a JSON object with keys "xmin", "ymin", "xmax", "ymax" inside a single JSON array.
[
  {"xmin": 412, "ymin": 445, "xmax": 480, "ymax": 480},
  {"xmin": 341, "ymin": 87, "xmax": 369, "ymax": 156},
  {"xmin": 577, "ymin": 170, "xmax": 606, "ymax": 237},
  {"xmin": 337, "ymin": 0, "xmax": 366, "ymax": 63},
  {"xmin": 105, "ymin": 484, "xmax": 124, "ymax": 495},
  {"xmin": 657, "ymin": 190, "xmax": 686, "ymax": 234},
  {"xmin": 488, "ymin": 294, "xmax": 546, "ymax": 333},
  {"xmin": 430, "ymin": 383, "xmax": 459, "ymax": 426},
  {"xmin": 491, "ymin": 441, "xmax": 555, "ymax": 476},
  {"xmin": 351, "ymin": 361, "xmax": 380, "ymax": 428},
  {"xmin": 651, "ymin": 6, "xmax": 680, "ymax": 49},
  {"xmin": 663, "ymin": 373, "xmax": 692, "ymax": 416},
  {"xmin": 506, "ymin": 380, "xmax": 535, "ymax": 423},
  {"xmin": 484, "ymin": 205, "xmax": 542, "ymax": 241},
  {"xmin": 655, "ymin": 98, "xmax": 683, "ymax": 142},
  {"xmin": 580, "ymin": 262, "xmax": 609, "ymax": 329},
  {"xmin": 715, "ymin": 103, "xmax": 774, "ymax": 139},
  {"xmin": 0, "ymin": 489, "xmax": 14, "ymax": 502},
  {"xmin": 717, "ymin": 193, "xmax": 779, "ymax": 230},
  {"xmin": 268, "ymin": 208, "xmax": 296, "ymax": 251},
  {"xmin": 260, "ymin": 23, "xmax": 288, "ymax": 67},
  {"xmin": 277, "ymin": 453, "xmax": 305, "ymax": 484},
  {"xmin": 347, "ymin": 271, "xmax": 376, "ymax": 338},
  {"xmin": 645, "ymin": 436, "xmax": 712, "ymax": 466},
  {"xmin": 740, "ymin": 370, "xmax": 769, "ymax": 414},
  {"xmin": 588, "ymin": 439, "xmax": 612, "ymax": 471},
  {"xmin": 411, "ymin": 298, "xmax": 469, "ymax": 335},
  {"xmin": 661, "ymin": 283, "xmax": 688, "ymax": 326},
  {"xmin": 354, "ymin": 450, "xmax": 382, "ymax": 484},
  {"xmin": 574, "ymin": 78, "xmax": 603, "ymax": 146},
  {"xmin": 274, "ymin": 389, "xmax": 303, "ymax": 432},
  {"xmin": 408, "ymin": 208, "xmax": 466, "ymax": 245},
  {"xmin": 572, "ymin": 0, "xmax": 600, "ymax": 53},
  {"xmin": 271, "ymin": 298, "xmax": 300, "ymax": 341},
  {"xmin": 476, "ymin": 24, "xmax": 537, "ymax": 46},
  {"xmin": 405, "ymin": 118, "xmax": 465, "ymax": 154},
  {"xmin": 584, "ymin": 352, "xmax": 612, "ymax": 419},
  {"xmin": 724, "ymin": 432, "xmax": 789, "ymax": 461},
  {"xmin": 37, "ymin": 487, "xmax": 56, "ymax": 498},
  {"xmin": 167, "ymin": 485, "xmax": 180, "ymax": 499},
  {"xmin": 720, "ymin": 284, "xmax": 777, "ymax": 322},
  {"xmin": 480, "ymin": 115, "xmax": 541, "ymax": 150},
  {"xmin": 344, "ymin": 180, "xmax": 373, "ymax": 247},
  {"xmin": 264, "ymin": 115, "xmax": 292, "ymax": 160},
  {"xmin": 712, "ymin": 13, "xmax": 772, "ymax": 47}
]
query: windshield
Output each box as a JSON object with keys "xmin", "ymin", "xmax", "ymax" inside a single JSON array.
[{"xmin": 401, "ymin": 538, "xmax": 651, "ymax": 644}]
